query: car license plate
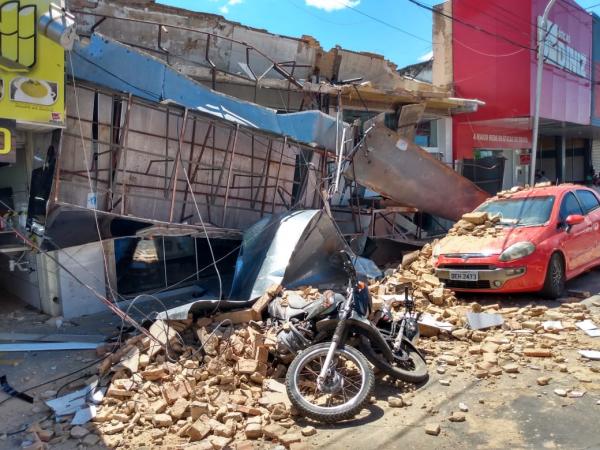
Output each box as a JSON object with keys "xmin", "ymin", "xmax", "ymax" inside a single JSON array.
[{"xmin": 449, "ymin": 270, "xmax": 478, "ymax": 281}]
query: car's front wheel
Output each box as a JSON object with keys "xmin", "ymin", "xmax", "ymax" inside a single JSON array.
[{"xmin": 541, "ymin": 253, "xmax": 565, "ymax": 299}]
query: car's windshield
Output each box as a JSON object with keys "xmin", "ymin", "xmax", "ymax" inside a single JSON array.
[{"xmin": 476, "ymin": 196, "xmax": 555, "ymax": 226}]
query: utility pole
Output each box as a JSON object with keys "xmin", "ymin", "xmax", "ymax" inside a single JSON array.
[{"xmin": 530, "ymin": 0, "xmax": 557, "ymax": 186}]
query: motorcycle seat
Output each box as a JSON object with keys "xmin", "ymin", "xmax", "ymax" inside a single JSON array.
[{"xmin": 268, "ymin": 292, "xmax": 315, "ymax": 321}]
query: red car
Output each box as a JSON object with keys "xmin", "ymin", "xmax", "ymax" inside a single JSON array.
[{"xmin": 434, "ymin": 184, "xmax": 600, "ymax": 299}]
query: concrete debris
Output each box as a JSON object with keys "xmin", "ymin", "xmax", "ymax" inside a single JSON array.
[
  {"xmin": 369, "ymin": 243, "xmax": 457, "ymax": 311},
  {"xmin": 554, "ymin": 389, "xmax": 568, "ymax": 397},
  {"xmin": 447, "ymin": 212, "xmax": 502, "ymax": 238},
  {"xmin": 448, "ymin": 411, "xmax": 466, "ymax": 422},
  {"xmin": 300, "ymin": 426, "xmax": 317, "ymax": 437},
  {"xmin": 543, "ymin": 321, "xmax": 564, "ymax": 331},
  {"xmin": 416, "ymin": 299, "xmax": 599, "ymax": 387},
  {"xmin": 30, "ymin": 257, "xmax": 600, "ymax": 449},
  {"xmin": 579, "ymin": 350, "xmax": 600, "ymax": 360},
  {"xmin": 43, "ymin": 314, "xmax": 312, "ymax": 449},
  {"xmin": 466, "ymin": 312, "xmax": 504, "ymax": 330},
  {"xmin": 536, "ymin": 376, "xmax": 551, "ymax": 386},
  {"xmin": 576, "ymin": 320, "xmax": 600, "ymax": 337},
  {"xmin": 568, "ymin": 289, "xmax": 591, "ymax": 299},
  {"xmin": 45, "ymin": 378, "xmax": 99, "ymax": 417},
  {"xmin": 424, "ymin": 423, "xmax": 441, "ymax": 436},
  {"xmin": 387, "ymin": 396, "xmax": 404, "ymax": 408}
]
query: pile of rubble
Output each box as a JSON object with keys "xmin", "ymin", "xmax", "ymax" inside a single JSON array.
[
  {"xmin": 495, "ymin": 181, "xmax": 552, "ymax": 199},
  {"xmin": 30, "ymin": 301, "xmax": 316, "ymax": 450},
  {"xmin": 447, "ymin": 211, "xmax": 502, "ymax": 238},
  {"xmin": 369, "ymin": 242, "xmax": 457, "ymax": 310},
  {"xmin": 420, "ymin": 300, "xmax": 600, "ymax": 384}
]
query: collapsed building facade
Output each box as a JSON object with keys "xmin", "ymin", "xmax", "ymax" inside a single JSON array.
[{"xmin": 0, "ymin": 0, "xmax": 486, "ymax": 319}]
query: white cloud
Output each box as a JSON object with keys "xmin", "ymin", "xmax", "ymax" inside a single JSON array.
[
  {"xmin": 305, "ymin": 0, "xmax": 359, "ymax": 12},
  {"xmin": 219, "ymin": 0, "xmax": 242, "ymax": 14},
  {"xmin": 418, "ymin": 50, "xmax": 433, "ymax": 62}
]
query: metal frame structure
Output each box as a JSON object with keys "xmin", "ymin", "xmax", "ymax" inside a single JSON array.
[{"xmin": 56, "ymin": 81, "xmax": 328, "ymax": 235}]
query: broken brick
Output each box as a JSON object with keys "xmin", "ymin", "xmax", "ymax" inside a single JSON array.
[{"xmin": 187, "ymin": 418, "xmax": 211, "ymax": 442}]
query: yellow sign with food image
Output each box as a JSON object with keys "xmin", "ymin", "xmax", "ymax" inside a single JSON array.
[{"xmin": 0, "ymin": 0, "xmax": 64, "ymax": 127}]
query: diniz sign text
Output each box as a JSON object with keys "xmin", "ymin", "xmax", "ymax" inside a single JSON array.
[{"xmin": 537, "ymin": 16, "xmax": 587, "ymax": 78}]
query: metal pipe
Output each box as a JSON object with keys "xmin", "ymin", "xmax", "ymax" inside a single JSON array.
[
  {"xmin": 530, "ymin": 0, "xmax": 557, "ymax": 187},
  {"xmin": 222, "ymin": 124, "xmax": 240, "ymax": 226},
  {"xmin": 333, "ymin": 126, "xmax": 346, "ymax": 193},
  {"xmin": 259, "ymin": 139, "xmax": 273, "ymax": 217},
  {"xmin": 271, "ymin": 137, "xmax": 287, "ymax": 213},
  {"xmin": 169, "ymin": 108, "xmax": 189, "ymax": 222},
  {"xmin": 211, "ymin": 127, "xmax": 234, "ymax": 203},
  {"xmin": 179, "ymin": 117, "xmax": 197, "ymax": 222},
  {"xmin": 119, "ymin": 93, "xmax": 133, "ymax": 215}
]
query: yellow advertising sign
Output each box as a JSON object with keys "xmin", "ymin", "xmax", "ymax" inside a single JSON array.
[{"xmin": 0, "ymin": 0, "xmax": 65, "ymax": 127}]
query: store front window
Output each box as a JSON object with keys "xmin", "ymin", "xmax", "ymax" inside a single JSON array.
[
  {"xmin": 415, "ymin": 120, "xmax": 438, "ymax": 148},
  {"xmin": 114, "ymin": 236, "xmax": 239, "ymax": 296}
]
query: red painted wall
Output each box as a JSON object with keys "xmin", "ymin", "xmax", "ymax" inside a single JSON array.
[
  {"xmin": 453, "ymin": 0, "xmax": 532, "ymax": 121},
  {"xmin": 452, "ymin": 0, "xmax": 592, "ymax": 160}
]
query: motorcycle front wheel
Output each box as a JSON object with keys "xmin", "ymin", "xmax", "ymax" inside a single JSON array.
[
  {"xmin": 285, "ymin": 342, "xmax": 374, "ymax": 423},
  {"xmin": 360, "ymin": 336, "xmax": 428, "ymax": 384}
]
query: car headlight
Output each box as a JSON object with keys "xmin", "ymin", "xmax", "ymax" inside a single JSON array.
[{"xmin": 499, "ymin": 241, "xmax": 535, "ymax": 262}]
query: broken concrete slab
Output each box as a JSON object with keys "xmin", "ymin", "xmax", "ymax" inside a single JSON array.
[
  {"xmin": 579, "ymin": 350, "xmax": 600, "ymax": 360},
  {"xmin": 45, "ymin": 378, "xmax": 99, "ymax": 417},
  {"xmin": 576, "ymin": 320, "xmax": 600, "ymax": 337},
  {"xmin": 466, "ymin": 312, "xmax": 504, "ymax": 330},
  {"xmin": 147, "ymin": 320, "xmax": 180, "ymax": 358}
]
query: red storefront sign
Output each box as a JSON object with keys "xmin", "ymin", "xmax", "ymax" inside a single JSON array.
[
  {"xmin": 455, "ymin": 122, "xmax": 532, "ymax": 159},
  {"xmin": 452, "ymin": 0, "xmax": 592, "ymax": 160}
]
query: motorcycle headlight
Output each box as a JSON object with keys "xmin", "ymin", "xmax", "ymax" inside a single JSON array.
[{"xmin": 499, "ymin": 241, "xmax": 535, "ymax": 262}]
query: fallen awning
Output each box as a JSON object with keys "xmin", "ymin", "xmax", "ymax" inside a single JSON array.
[{"xmin": 345, "ymin": 115, "xmax": 489, "ymax": 221}]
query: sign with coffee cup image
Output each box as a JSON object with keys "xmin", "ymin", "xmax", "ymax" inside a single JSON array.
[
  {"xmin": 0, "ymin": 0, "xmax": 65, "ymax": 127},
  {"xmin": 10, "ymin": 77, "xmax": 58, "ymax": 106}
]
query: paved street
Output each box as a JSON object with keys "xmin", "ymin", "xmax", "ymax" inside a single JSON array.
[
  {"xmin": 1, "ymin": 270, "xmax": 599, "ymax": 449},
  {"xmin": 299, "ymin": 270, "xmax": 600, "ymax": 450}
]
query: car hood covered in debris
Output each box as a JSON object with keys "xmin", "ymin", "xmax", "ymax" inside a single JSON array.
[{"xmin": 435, "ymin": 226, "xmax": 548, "ymax": 256}]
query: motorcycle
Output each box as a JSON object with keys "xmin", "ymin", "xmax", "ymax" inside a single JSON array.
[
  {"xmin": 360, "ymin": 285, "xmax": 428, "ymax": 383},
  {"xmin": 282, "ymin": 251, "xmax": 375, "ymax": 422},
  {"xmin": 267, "ymin": 251, "xmax": 428, "ymax": 422}
]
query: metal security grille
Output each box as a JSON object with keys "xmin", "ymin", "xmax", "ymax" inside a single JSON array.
[{"xmin": 592, "ymin": 139, "xmax": 600, "ymax": 173}]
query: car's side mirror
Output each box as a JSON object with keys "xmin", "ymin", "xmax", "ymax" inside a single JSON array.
[
  {"xmin": 566, "ymin": 214, "xmax": 584, "ymax": 226},
  {"xmin": 562, "ymin": 214, "xmax": 585, "ymax": 232}
]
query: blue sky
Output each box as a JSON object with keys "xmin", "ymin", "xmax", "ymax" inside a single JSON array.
[{"xmin": 158, "ymin": 0, "xmax": 600, "ymax": 69}]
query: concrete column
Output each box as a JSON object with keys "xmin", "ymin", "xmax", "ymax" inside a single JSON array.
[
  {"xmin": 437, "ymin": 117, "xmax": 453, "ymax": 164},
  {"xmin": 560, "ymin": 135, "xmax": 566, "ymax": 183}
]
